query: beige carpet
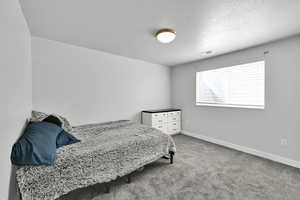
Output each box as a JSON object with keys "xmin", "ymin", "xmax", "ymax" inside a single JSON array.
[{"xmin": 58, "ymin": 134, "xmax": 300, "ymax": 200}]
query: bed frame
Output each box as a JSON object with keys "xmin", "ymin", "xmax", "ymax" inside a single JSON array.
[
  {"xmin": 17, "ymin": 151, "xmax": 174, "ymax": 199},
  {"xmin": 103, "ymin": 151, "xmax": 175, "ymax": 193}
]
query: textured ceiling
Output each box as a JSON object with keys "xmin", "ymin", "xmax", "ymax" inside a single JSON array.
[{"xmin": 20, "ymin": 0, "xmax": 300, "ymax": 66}]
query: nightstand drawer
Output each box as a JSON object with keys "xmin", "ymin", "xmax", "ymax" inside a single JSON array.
[
  {"xmin": 167, "ymin": 111, "xmax": 180, "ymax": 122},
  {"xmin": 168, "ymin": 125, "xmax": 180, "ymax": 134},
  {"xmin": 152, "ymin": 113, "xmax": 167, "ymax": 124},
  {"xmin": 169, "ymin": 121, "xmax": 180, "ymax": 129},
  {"xmin": 153, "ymin": 123, "xmax": 167, "ymax": 133}
]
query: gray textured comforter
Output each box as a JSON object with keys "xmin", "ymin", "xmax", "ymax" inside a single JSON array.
[{"xmin": 16, "ymin": 120, "xmax": 176, "ymax": 200}]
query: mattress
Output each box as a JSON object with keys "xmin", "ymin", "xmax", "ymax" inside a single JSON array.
[{"xmin": 16, "ymin": 120, "xmax": 176, "ymax": 200}]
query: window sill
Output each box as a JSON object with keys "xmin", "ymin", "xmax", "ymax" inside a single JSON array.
[{"xmin": 195, "ymin": 103, "xmax": 265, "ymax": 110}]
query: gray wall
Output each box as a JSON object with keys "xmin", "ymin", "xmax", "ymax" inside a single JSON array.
[
  {"xmin": 0, "ymin": 0, "xmax": 32, "ymax": 199},
  {"xmin": 172, "ymin": 35, "xmax": 300, "ymax": 162},
  {"xmin": 32, "ymin": 37, "xmax": 171, "ymax": 125}
]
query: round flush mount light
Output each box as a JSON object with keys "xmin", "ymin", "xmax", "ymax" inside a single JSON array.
[{"xmin": 155, "ymin": 29, "xmax": 176, "ymax": 43}]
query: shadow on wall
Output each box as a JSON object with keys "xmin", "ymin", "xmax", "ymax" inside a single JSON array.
[
  {"xmin": 9, "ymin": 165, "xmax": 18, "ymax": 200},
  {"xmin": 133, "ymin": 112, "xmax": 142, "ymax": 123},
  {"xmin": 8, "ymin": 120, "xmax": 29, "ymax": 200}
]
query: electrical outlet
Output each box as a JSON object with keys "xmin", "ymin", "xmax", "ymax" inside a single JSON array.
[{"xmin": 280, "ymin": 139, "xmax": 288, "ymax": 145}]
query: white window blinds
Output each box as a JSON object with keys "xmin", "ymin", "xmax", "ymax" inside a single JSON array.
[{"xmin": 196, "ymin": 61, "xmax": 265, "ymax": 109}]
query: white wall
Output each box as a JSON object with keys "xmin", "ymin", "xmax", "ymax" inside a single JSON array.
[
  {"xmin": 0, "ymin": 0, "xmax": 32, "ymax": 199},
  {"xmin": 32, "ymin": 37, "xmax": 171, "ymax": 125},
  {"xmin": 172, "ymin": 35, "xmax": 300, "ymax": 162}
]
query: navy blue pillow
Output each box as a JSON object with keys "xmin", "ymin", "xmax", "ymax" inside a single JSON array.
[
  {"xmin": 56, "ymin": 130, "xmax": 80, "ymax": 148},
  {"xmin": 11, "ymin": 122, "xmax": 62, "ymax": 166},
  {"xmin": 42, "ymin": 115, "xmax": 62, "ymax": 127}
]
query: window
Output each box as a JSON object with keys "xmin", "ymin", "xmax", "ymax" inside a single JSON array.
[{"xmin": 196, "ymin": 61, "xmax": 265, "ymax": 109}]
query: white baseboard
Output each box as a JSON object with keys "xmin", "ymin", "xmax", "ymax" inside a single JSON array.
[{"xmin": 181, "ymin": 130, "xmax": 300, "ymax": 169}]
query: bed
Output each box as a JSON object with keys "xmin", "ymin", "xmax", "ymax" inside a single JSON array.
[{"xmin": 16, "ymin": 120, "xmax": 176, "ymax": 200}]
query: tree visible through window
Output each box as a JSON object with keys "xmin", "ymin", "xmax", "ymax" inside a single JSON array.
[{"xmin": 196, "ymin": 61, "xmax": 265, "ymax": 109}]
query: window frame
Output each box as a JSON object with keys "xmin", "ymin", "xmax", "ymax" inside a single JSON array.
[{"xmin": 195, "ymin": 61, "xmax": 265, "ymax": 110}]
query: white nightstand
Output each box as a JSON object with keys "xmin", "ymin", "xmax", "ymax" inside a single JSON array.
[{"xmin": 141, "ymin": 108, "xmax": 181, "ymax": 135}]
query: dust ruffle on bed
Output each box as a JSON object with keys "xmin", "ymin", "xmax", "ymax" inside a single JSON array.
[{"xmin": 16, "ymin": 120, "xmax": 176, "ymax": 200}]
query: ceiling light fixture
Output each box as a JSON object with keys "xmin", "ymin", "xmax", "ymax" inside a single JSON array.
[{"xmin": 155, "ymin": 29, "xmax": 176, "ymax": 44}]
